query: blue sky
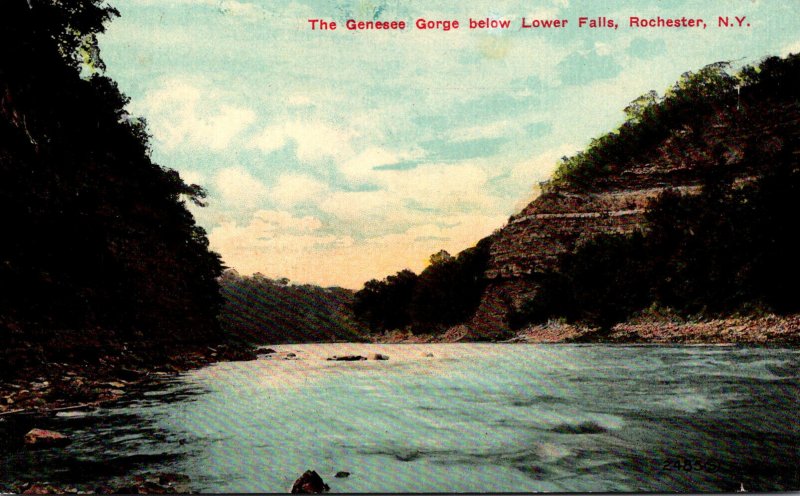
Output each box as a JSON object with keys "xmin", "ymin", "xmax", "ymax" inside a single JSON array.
[{"xmin": 98, "ymin": 0, "xmax": 800, "ymax": 288}]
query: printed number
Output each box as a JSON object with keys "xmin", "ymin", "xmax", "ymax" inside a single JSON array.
[{"xmin": 662, "ymin": 458, "xmax": 720, "ymax": 473}]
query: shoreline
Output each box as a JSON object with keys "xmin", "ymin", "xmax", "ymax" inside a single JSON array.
[
  {"xmin": 1, "ymin": 340, "xmax": 259, "ymax": 494},
  {"xmin": 0, "ymin": 341, "xmax": 257, "ymax": 418},
  {"xmin": 372, "ymin": 313, "xmax": 800, "ymax": 345}
]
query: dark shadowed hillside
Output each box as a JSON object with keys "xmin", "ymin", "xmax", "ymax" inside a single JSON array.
[
  {"xmin": 218, "ymin": 270, "xmax": 369, "ymax": 344},
  {"xmin": 1, "ymin": 0, "xmax": 225, "ymax": 374}
]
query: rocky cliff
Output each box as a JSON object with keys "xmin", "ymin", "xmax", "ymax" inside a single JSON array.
[{"xmin": 468, "ymin": 59, "xmax": 800, "ymax": 339}]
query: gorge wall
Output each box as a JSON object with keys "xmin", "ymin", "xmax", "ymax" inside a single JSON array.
[{"xmin": 468, "ymin": 94, "xmax": 800, "ymax": 339}]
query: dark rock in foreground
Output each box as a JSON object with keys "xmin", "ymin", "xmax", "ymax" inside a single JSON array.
[
  {"xmin": 334, "ymin": 471, "xmax": 350, "ymax": 478},
  {"xmin": 367, "ymin": 353, "xmax": 389, "ymax": 360},
  {"xmin": 24, "ymin": 428, "xmax": 71, "ymax": 448},
  {"xmin": 291, "ymin": 470, "xmax": 329, "ymax": 493}
]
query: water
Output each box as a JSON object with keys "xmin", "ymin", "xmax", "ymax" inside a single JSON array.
[{"xmin": 2, "ymin": 344, "xmax": 799, "ymax": 492}]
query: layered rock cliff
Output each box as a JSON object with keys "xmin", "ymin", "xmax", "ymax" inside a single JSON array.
[{"xmin": 468, "ymin": 61, "xmax": 800, "ymax": 339}]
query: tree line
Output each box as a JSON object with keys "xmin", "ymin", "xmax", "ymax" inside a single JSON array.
[{"xmin": 353, "ymin": 239, "xmax": 491, "ymax": 334}]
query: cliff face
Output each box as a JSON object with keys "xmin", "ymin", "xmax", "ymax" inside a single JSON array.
[{"xmin": 469, "ymin": 96, "xmax": 800, "ymax": 338}]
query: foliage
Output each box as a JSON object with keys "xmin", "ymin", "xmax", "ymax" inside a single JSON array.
[
  {"xmin": 0, "ymin": 0, "xmax": 223, "ymax": 342},
  {"xmin": 353, "ymin": 269, "xmax": 419, "ymax": 332},
  {"xmin": 551, "ymin": 54, "xmax": 800, "ymax": 189},
  {"xmin": 353, "ymin": 238, "xmax": 491, "ymax": 333},
  {"xmin": 218, "ymin": 271, "xmax": 368, "ymax": 344}
]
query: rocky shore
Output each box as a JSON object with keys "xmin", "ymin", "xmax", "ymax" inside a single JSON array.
[
  {"xmin": 1, "ymin": 473, "xmax": 195, "ymax": 495},
  {"xmin": 0, "ymin": 340, "xmax": 257, "ymax": 417},
  {"xmin": 0, "ymin": 332, "xmax": 258, "ymax": 494},
  {"xmin": 372, "ymin": 314, "xmax": 800, "ymax": 345},
  {"xmin": 508, "ymin": 313, "xmax": 800, "ymax": 345}
]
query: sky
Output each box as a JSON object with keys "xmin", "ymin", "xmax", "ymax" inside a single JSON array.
[{"xmin": 98, "ymin": 0, "xmax": 800, "ymax": 289}]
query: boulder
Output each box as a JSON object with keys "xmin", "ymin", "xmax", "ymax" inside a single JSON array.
[
  {"xmin": 423, "ymin": 353, "xmax": 434, "ymax": 357},
  {"xmin": 334, "ymin": 471, "xmax": 350, "ymax": 478},
  {"xmin": 291, "ymin": 470, "xmax": 329, "ymax": 493},
  {"xmin": 367, "ymin": 353, "xmax": 389, "ymax": 360},
  {"xmin": 24, "ymin": 428, "xmax": 71, "ymax": 448},
  {"xmin": 259, "ymin": 348, "xmax": 277, "ymax": 354},
  {"xmin": 326, "ymin": 355, "xmax": 366, "ymax": 361}
]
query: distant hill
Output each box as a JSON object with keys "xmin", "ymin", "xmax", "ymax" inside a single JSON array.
[{"xmin": 218, "ymin": 270, "xmax": 369, "ymax": 344}]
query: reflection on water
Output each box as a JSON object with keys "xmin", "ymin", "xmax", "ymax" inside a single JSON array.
[{"xmin": 2, "ymin": 344, "xmax": 799, "ymax": 492}]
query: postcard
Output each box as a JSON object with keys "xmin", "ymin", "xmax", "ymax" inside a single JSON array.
[{"xmin": 1, "ymin": 0, "xmax": 799, "ymax": 493}]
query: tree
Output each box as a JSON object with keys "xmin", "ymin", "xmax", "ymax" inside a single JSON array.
[
  {"xmin": 353, "ymin": 270, "xmax": 419, "ymax": 331},
  {"xmin": 1, "ymin": 0, "xmax": 224, "ymax": 342}
]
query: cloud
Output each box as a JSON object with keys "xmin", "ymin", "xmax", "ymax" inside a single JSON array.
[
  {"xmin": 248, "ymin": 120, "xmax": 354, "ymax": 162},
  {"xmin": 339, "ymin": 147, "xmax": 421, "ymax": 180},
  {"xmin": 383, "ymin": 163, "xmax": 494, "ymax": 211},
  {"xmin": 251, "ymin": 210, "xmax": 323, "ymax": 232},
  {"xmin": 214, "ymin": 167, "xmax": 269, "ymax": 209},
  {"xmin": 217, "ymin": 1, "xmax": 265, "ymax": 20},
  {"xmin": 208, "ymin": 211, "xmax": 353, "ymax": 284},
  {"xmin": 782, "ymin": 40, "xmax": 800, "ymax": 56},
  {"xmin": 318, "ymin": 161, "xmax": 499, "ymax": 238},
  {"xmin": 270, "ymin": 174, "xmax": 330, "ymax": 207},
  {"xmin": 179, "ymin": 169, "xmax": 205, "ymax": 186},
  {"xmin": 138, "ymin": 79, "xmax": 255, "ymax": 151}
]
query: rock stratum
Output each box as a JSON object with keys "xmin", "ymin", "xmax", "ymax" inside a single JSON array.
[{"xmin": 466, "ymin": 58, "xmax": 800, "ymax": 339}]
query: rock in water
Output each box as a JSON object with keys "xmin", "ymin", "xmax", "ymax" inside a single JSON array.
[
  {"xmin": 24, "ymin": 428, "xmax": 71, "ymax": 448},
  {"xmin": 334, "ymin": 471, "xmax": 350, "ymax": 478},
  {"xmin": 326, "ymin": 355, "xmax": 366, "ymax": 361},
  {"xmin": 367, "ymin": 353, "xmax": 389, "ymax": 360},
  {"xmin": 291, "ymin": 470, "xmax": 329, "ymax": 493}
]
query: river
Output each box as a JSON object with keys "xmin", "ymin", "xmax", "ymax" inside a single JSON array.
[{"xmin": 2, "ymin": 344, "xmax": 799, "ymax": 492}]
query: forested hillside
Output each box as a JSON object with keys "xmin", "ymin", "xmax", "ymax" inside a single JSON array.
[{"xmin": 0, "ymin": 0, "xmax": 224, "ymax": 357}]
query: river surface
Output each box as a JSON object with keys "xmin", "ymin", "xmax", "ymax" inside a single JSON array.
[{"xmin": 2, "ymin": 344, "xmax": 799, "ymax": 492}]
